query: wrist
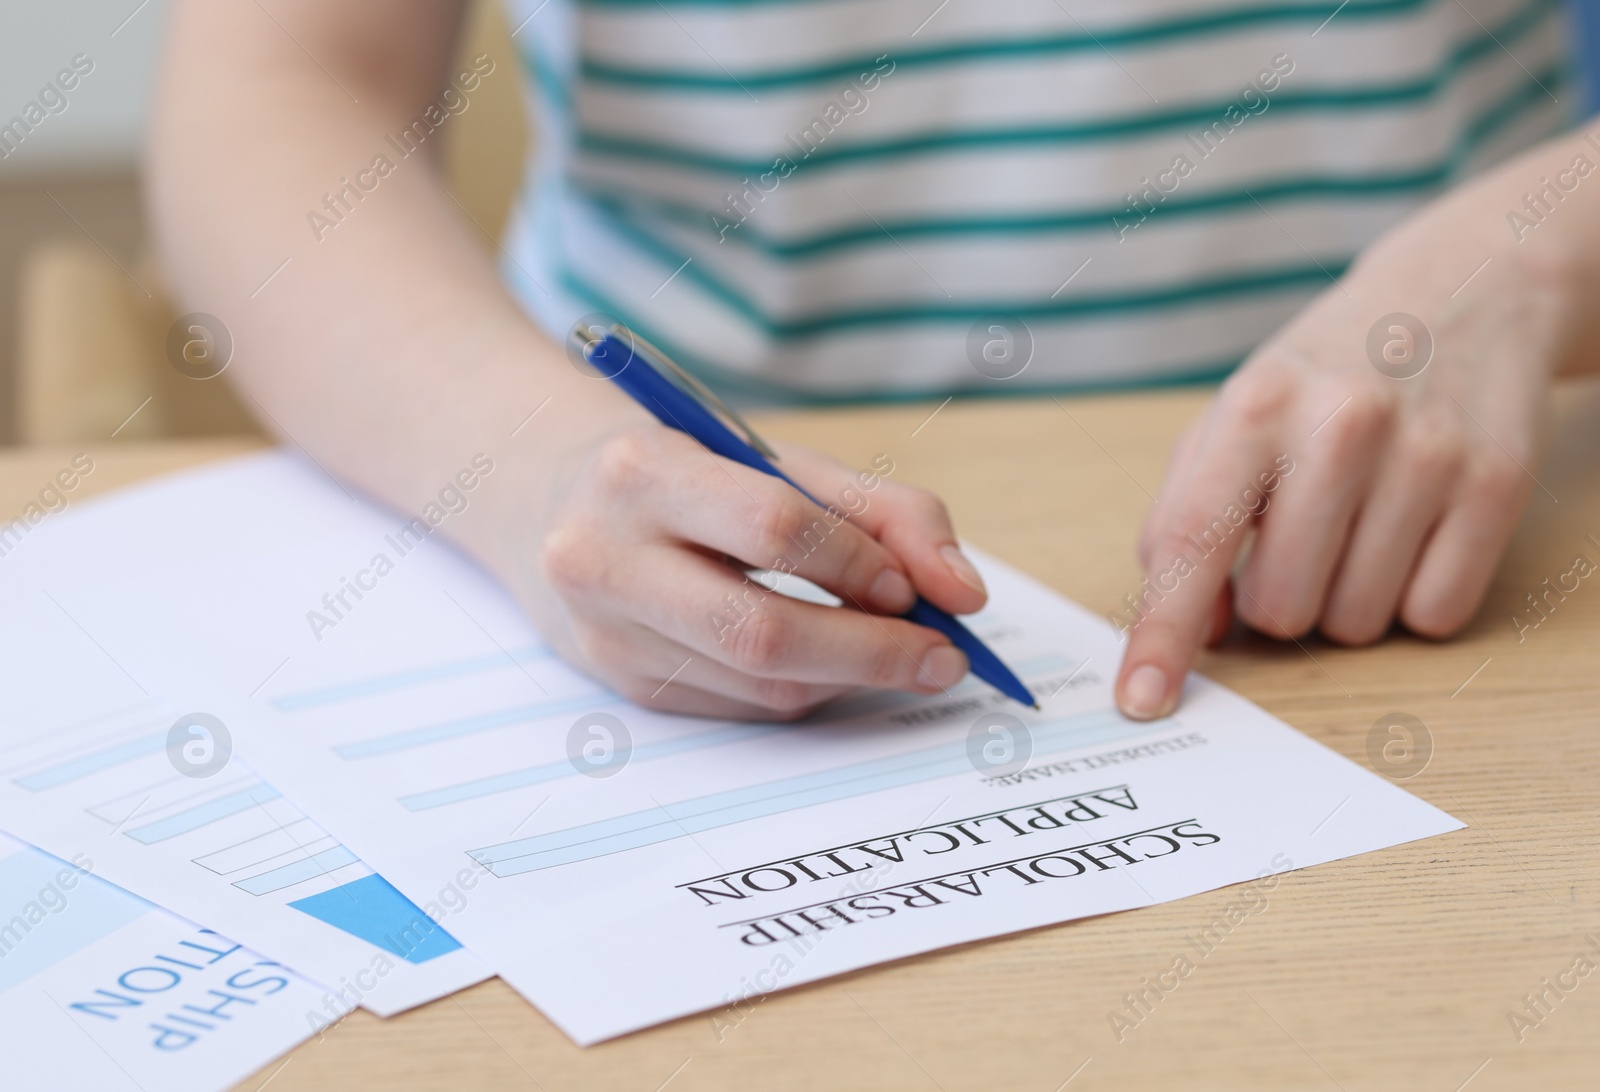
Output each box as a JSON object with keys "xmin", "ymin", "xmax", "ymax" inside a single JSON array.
[
  {"xmin": 440, "ymin": 324, "xmax": 643, "ymax": 607},
  {"xmin": 1424, "ymin": 128, "xmax": 1600, "ymax": 380},
  {"xmin": 1341, "ymin": 136, "xmax": 1592, "ymax": 386}
]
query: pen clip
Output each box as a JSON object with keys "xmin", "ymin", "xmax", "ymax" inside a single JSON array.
[{"xmin": 576, "ymin": 323, "xmax": 780, "ymax": 461}]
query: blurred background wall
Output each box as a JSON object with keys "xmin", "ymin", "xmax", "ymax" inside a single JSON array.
[
  {"xmin": 0, "ymin": 1, "xmax": 1591, "ymax": 444},
  {"xmin": 0, "ymin": 0, "xmax": 527, "ymax": 445},
  {"xmin": 0, "ymin": 0, "xmax": 163, "ymax": 444}
]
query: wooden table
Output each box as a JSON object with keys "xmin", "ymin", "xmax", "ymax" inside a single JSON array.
[{"xmin": 6, "ymin": 383, "xmax": 1598, "ymax": 1091}]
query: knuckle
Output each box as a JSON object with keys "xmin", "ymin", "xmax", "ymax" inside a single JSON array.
[
  {"xmin": 568, "ymin": 622, "xmax": 604, "ymax": 662},
  {"xmin": 908, "ymin": 485, "xmax": 950, "ymax": 522},
  {"xmin": 1232, "ymin": 591, "xmax": 1276, "ymax": 635},
  {"xmin": 1156, "ymin": 508, "xmax": 1236, "ymax": 567},
  {"xmin": 887, "ymin": 481, "xmax": 951, "ymax": 527},
  {"xmin": 568, "ymin": 624, "xmax": 633, "ymax": 684},
  {"xmin": 752, "ymin": 678, "xmax": 818, "ymax": 716},
  {"xmin": 590, "ymin": 429, "xmax": 658, "ymax": 494},
  {"xmin": 1219, "ymin": 369, "xmax": 1294, "ymax": 429},
  {"xmin": 749, "ymin": 496, "xmax": 810, "ymax": 563},
  {"xmin": 1470, "ymin": 454, "xmax": 1527, "ymax": 506},
  {"xmin": 729, "ymin": 608, "xmax": 791, "ymax": 674},
  {"xmin": 1234, "ymin": 580, "xmax": 1313, "ymax": 640},
  {"xmin": 1160, "ymin": 507, "xmax": 1212, "ymax": 549},
  {"xmin": 539, "ymin": 524, "xmax": 603, "ymax": 596},
  {"xmin": 1319, "ymin": 603, "xmax": 1389, "ymax": 647},
  {"xmin": 1393, "ymin": 426, "xmax": 1463, "ymax": 484},
  {"xmin": 1318, "ymin": 386, "xmax": 1393, "ymax": 453},
  {"xmin": 863, "ymin": 634, "xmax": 910, "ymax": 687},
  {"xmin": 1399, "ymin": 594, "xmax": 1471, "ymax": 640}
]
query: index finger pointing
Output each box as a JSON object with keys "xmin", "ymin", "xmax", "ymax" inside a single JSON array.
[{"xmin": 1116, "ymin": 421, "xmax": 1275, "ymax": 719}]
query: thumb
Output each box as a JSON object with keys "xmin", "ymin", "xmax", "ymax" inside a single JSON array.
[{"xmin": 772, "ymin": 445, "xmax": 986, "ymax": 616}]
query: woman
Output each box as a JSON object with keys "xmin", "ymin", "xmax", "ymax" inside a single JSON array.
[{"xmin": 149, "ymin": 0, "xmax": 1596, "ymax": 720}]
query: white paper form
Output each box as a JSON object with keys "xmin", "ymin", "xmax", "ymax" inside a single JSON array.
[
  {"xmin": 2, "ymin": 453, "xmax": 1465, "ymax": 1043},
  {"xmin": 0, "ymin": 597, "xmax": 490, "ymax": 1017},
  {"xmin": 0, "ymin": 829, "xmax": 321, "ymax": 1091}
]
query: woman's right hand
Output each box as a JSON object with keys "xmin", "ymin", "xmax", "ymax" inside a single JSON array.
[
  {"xmin": 519, "ymin": 424, "xmax": 991, "ymax": 719},
  {"xmin": 147, "ymin": 0, "xmax": 987, "ymax": 720}
]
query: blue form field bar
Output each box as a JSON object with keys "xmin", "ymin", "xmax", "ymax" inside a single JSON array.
[
  {"xmin": 396, "ymin": 654, "xmax": 1078, "ymax": 811},
  {"xmin": 125, "ymin": 784, "xmax": 282, "ymax": 844},
  {"xmin": 469, "ymin": 710, "xmax": 1175, "ymax": 876},
  {"xmin": 235, "ymin": 845, "xmax": 361, "ymax": 895},
  {"xmin": 334, "ymin": 694, "xmax": 610, "ymax": 760},
  {"xmin": 273, "ymin": 644, "xmax": 549, "ymax": 711},
  {"xmin": 14, "ymin": 734, "xmax": 164, "ymax": 791},
  {"xmin": 289, "ymin": 872, "xmax": 462, "ymax": 963},
  {"xmin": 399, "ymin": 722, "xmax": 790, "ymax": 812}
]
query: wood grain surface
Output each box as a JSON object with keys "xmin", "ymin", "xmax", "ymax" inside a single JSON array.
[{"xmin": 3, "ymin": 381, "xmax": 1596, "ymax": 1092}]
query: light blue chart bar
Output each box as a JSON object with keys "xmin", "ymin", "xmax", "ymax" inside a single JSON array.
[
  {"xmin": 273, "ymin": 644, "xmax": 550, "ymax": 711},
  {"xmin": 14, "ymin": 733, "xmax": 164, "ymax": 791},
  {"xmin": 397, "ymin": 655, "xmax": 1080, "ymax": 811},
  {"xmin": 470, "ymin": 710, "xmax": 1175, "ymax": 876},
  {"xmin": 126, "ymin": 784, "xmax": 282, "ymax": 845},
  {"xmin": 235, "ymin": 845, "xmax": 362, "ymax": 895},
  {"xmin": 0, "ymin": 846, "xmax": 149, "ymax": 995},
  {"xmin": 334, "ymin": 694, "xmax": 610, "ymax": 760},
  {"xmin": 399, "ymin": 722, "xmax": 790, "ymax": 812}
]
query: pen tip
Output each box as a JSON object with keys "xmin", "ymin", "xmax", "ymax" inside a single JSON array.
[{"xmin": 1030, "ymin": 702, "xmax": 1041, "ymax": 711}]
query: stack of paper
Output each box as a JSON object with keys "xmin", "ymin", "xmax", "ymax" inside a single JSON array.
[{"xmin": 0, "ymin": 451, "xmax": 1460, "ymax": 1079}]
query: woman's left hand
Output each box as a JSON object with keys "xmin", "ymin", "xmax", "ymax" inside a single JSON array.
[{"xmin": 1114, "ymin": 132, "xmax": 1598, "ymax": 720}]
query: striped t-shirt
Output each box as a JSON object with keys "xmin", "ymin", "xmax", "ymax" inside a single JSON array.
[{"xmin": 501, "ymin": 0, "xmax": 1570, "ymax": 402}]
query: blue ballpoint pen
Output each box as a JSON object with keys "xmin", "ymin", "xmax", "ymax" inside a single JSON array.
[{"xmin": 570, "ymin": 322, "xmax": 1039, "ymax": 710}]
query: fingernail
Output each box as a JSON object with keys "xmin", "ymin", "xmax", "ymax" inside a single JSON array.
[
  {"xmin": 917, "ymin": 645, "xmax": 969, "ymax": 691},
  {"xmin": 1120, "ymin": 664, "xmax": 1169, "ymax": 720},
  {"xmin": 940, "ymin": 544, "xmax": 986, "ymax": 595},
  {"xmin": 867, "ymin": 569, "xmax": 915, "ymax": 612}
]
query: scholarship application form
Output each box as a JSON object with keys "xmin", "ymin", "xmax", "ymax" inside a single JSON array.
[
  {"xmin": 2, "ymin": 452, "xmax": 1464, "ymax": 1044},
  {"xmin": 0, "ymin": 829, "xmax": 320, "ymax": 1091},
  {"xmin": 0, "ymin": 597, "xmax": 490, "ymax": 1016}
]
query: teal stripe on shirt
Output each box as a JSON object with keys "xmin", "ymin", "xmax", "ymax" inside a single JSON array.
[
  {"xmin": 571, "ymin": 0, "xmax": 1559, "ymax": 177},
  {"xmin": 583, "ymin": 197, "xmax": 1353, "ymax": 334},
  {"xmin": 556, "ymin": 264, "xmax": 1249, "ymax": 404},
  {"xmin": 505, "ymin": 0, "xmax": 1571, "ymax": 402},
  {"xmin": 578, "ymin": 64, "xmax": 1563, "ymax": 258},
  {"xmin": 575, "ymin": 0, "xmax": 1474, "ymax": 91},
  {"xmin": 591, "ymin": 171, "xmax": 1439, "ymax": 254},
  {"xmin": 564, "ymin": 68, "xmax": 1559, "ymax": 338}
]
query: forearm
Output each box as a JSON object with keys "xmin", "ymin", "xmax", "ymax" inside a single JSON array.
[
  {"xmin": 146, "ymin": 0, "xmax": 637, "ymax": 587},
  {"xmin": 1350, "ymin": 121, "xmax": 1600, "ymax": 378}
]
